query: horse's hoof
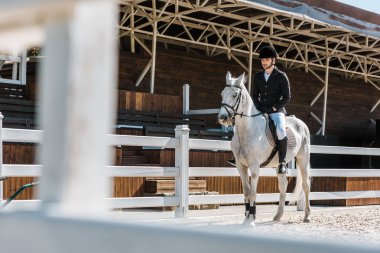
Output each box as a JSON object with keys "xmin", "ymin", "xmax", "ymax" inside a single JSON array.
[
  {"xmin": 242, "ymin": 217, "xmax": 256, "ymax": 227},
  {"xmin": 273, "ymin": 214, "xmax": 283, "ymax": 221},
  {"xmin": 303, "ymin": 217, "xmax": 311, "ymax": 223}
]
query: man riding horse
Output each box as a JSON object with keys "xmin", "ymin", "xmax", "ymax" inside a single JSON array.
[{"xmin": 229, "ymin": 45, "xmax": 291, "ymax": 174}]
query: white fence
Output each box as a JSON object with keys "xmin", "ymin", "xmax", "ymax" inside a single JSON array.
[
  {"xmin": 2, "ymin": 116, "xmax": 380, "ymax": 217},
  {"xmin": 0, "ymin": 51, "xmax": 27, "ymax": 85}
]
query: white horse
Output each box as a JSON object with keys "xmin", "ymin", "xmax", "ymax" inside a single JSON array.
[{"xmin": 218, "ymin": 72, "xmax": 311, "ymax": 224}]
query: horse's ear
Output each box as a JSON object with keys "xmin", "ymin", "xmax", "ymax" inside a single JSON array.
[
  {"xmin": 236, "ymin": 73, "xmax": 246, "ymax": 87},
  {"xmin": 226, "ymin": 71, "xmax": 232, "ymax": 84}
]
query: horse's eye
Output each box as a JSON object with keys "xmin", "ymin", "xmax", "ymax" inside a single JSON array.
[{"xmin": 233, "ymin": 93, "xmax": 238, "ymax": 97}]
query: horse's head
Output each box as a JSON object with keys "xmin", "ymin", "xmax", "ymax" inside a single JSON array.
[{"xmin": 218, "ymin": 71, "xmax": 246, "ymax": 126}]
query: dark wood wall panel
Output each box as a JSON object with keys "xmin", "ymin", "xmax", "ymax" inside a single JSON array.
[
  {"xmin": 118, "ymin": 90, "xmax": 181, "ymax": 114},
  {"xmin": 147, "ymin": 149, "xmax": 297, "ymax": 196},
  {"xmin": 2, "ymin": 143, "xmax": 37, "ymax": 200},
  {"xmin": 310, "ymin": 177, "xmax": 347, "ymax": 206},
  {"xmin": 346, "ymin": 177, "xmax": 380, "ymax": 205}
]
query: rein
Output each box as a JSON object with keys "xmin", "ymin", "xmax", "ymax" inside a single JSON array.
[{"xmin": 221, "ymin": 85, "xmax": 262, "ymax": 120}]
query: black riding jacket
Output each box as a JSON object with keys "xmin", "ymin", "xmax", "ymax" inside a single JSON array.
[{"xmin": 251, "ymin": 66, "xmax": 291, "ymax": 115}]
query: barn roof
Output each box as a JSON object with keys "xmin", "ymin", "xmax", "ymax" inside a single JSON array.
[
  {"xmin": 120, "ymin": 0, "xmax": 380, "ymax": 87},
  {"xmin": 249, "ymin": 0, "xmax": 380, "ymax": 38}
]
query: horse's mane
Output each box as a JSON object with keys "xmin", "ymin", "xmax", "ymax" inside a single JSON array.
[{"xmin": 238, "ymin": 79, "xmax": 259, "ymax": 114}]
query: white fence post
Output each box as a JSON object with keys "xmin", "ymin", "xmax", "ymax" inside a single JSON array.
[
  {"xmin": 175, "ymin": 125, "xmax": 190, "ymax": 218},
  {"xmin": 37, "ymin": 0, "xmax": 118, "ymax": 214},
  {"xmin": 0, "ymin": 113, "xmax": 3, "ymax": 204},
  {"xmin": 19, "ymin": 50, "xmax": 27, "ymax": 85},
  {"xmin": 12, "ymin": 59, "xmax": 17, "ymax": 80},
  {"xmin": 183, "ymin": 84, "xmax": 189, "ymax": 115}
]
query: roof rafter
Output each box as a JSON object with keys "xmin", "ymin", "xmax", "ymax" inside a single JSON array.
[{"xmin": 119, "ymin": 0, "xmax": 380, "ymax": 81}]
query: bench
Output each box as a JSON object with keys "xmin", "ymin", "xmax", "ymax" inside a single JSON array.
[
  {"xmin": 144, "ymin": 126, "xmax": 233, "ymax": 140},
  {"xmin": 2, "ymin": 117, "xmax": 36, "ymax": 129},
  {"xmin": 0, "ymin": 83, "xmax": 25, "ymax": 98},
  {"xmin": 117, "ymin": 109, "xmax": 207, "ymax": 131},
  {"xmin": 117, "ymin": 109, "xmax": 158, "ymax": 128},
  {"xmin": 143, "ymin": 126, "xmax": 200, "ymax": 138},
  {"xmin": 0, "ymin": 97, "xmax": 36, "ymax": 129},
  {"xmin": 157, "ymin": 112, "xmax": 206, "ymax": 130},
  {"xmin": 198, "ymin": 130, "xmax": 233, "ymax": 140}
]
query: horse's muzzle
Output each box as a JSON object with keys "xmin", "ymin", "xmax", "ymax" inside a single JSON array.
[{"xmin": 217, "ymin": 114, "xmax": 232, "ymax": 126}]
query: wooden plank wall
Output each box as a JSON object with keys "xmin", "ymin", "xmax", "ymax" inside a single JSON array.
[
  {"xmin": 2, "ymin": 143, "xmax": 37, "ymax": 200},
  {"xmin": 144, "ymin": 149, "xmax": 296, "ymax": 196},
  {"xmin": 118, "ymin": 90, "xmax": 182, "ymax": 114},
  {"xmin": 1, "ymin": 144, "xmax": 145, "ymax": 200},
  {"xmin": 346, "ymin": 177, "xmax": 380, "ymax": 205},
  {"xmin": 310, "ymin": 177, "xmax": 347, "ymax": 206},
  {"xmin": 113, "ymin": 90, "xmax": 182, "ymax": 197},
  {"xmin": 113, "ymin": 146, "xmax": 145, "ymax": 197}
]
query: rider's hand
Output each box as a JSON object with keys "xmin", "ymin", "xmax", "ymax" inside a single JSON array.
[{"xmin": 272, "ymin": 107, "xmax": 277, "ymax": 112}]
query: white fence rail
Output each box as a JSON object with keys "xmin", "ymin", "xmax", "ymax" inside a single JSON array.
[{"xmin": 2, "ymin": 117, "xmax": 380, "ymax": 216}]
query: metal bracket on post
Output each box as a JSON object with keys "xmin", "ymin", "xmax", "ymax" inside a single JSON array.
[
  {"xmin": 183, "ymin": 84, "xmax": 189, "ymax": 115},
  {"xmin": 175, "ymin": 125, "xmax": 190, "ymax": 218}
]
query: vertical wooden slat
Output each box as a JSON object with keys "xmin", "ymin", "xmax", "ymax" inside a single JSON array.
[{"xmin": 135, "ymin": 92, "xmax": 143, "ymax": 110}]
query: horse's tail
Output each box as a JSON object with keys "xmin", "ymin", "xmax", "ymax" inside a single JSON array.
[
  {"xmin": 288, "ymin": 123, "xmax": 312, "ymax": 205},
  {"xmin": 288, "ymin": 161, "xmax": 304, "ymax": 205}
]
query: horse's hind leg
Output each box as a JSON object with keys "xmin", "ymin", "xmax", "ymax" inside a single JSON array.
[
  {"xmin": 274, "ymin": 172, "xmax": 288, "ymax": 221},
  {"xmin": 296, "ymin": 148, "xmax": 311, "ymax": 222}
]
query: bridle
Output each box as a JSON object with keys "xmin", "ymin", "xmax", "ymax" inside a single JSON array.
[{"xmin": 221, "ymin": 84, "xmax": 262, "ymax": 120}]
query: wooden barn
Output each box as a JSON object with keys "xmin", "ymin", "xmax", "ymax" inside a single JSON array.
[{"xmin": 1, "ymin": 0, "xmax": 380, "ymax": 207}]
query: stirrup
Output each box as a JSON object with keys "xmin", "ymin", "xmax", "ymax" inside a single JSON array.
[
  {"xmin": 278, "ymin": 162, "xmax": 288, "ymax": 174},
  {"xmin": 228, "ymin": 159, "xmax": 236, "ymax": 166}
]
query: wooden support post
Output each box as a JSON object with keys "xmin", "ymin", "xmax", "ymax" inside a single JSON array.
[
  {"xmin": 183, "ymin": 84, "xmax": 190, "ymax": 115},
  {"xmin": 248, "ymin": 41, "xmax": 253, "ymax": 93},
  {"xmin": 150, "ymin": 0, "xmax": 157, "ymax": 94},
  {"xmin": 322, "ymin": 57, "xmax": 330, "ymax": 136}
]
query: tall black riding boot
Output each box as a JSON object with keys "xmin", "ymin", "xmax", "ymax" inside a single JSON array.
[{"xmin": 277, "ymin": 136, "xmax": 288, "ymax": 174}]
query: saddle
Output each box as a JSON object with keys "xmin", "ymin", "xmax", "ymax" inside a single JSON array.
[{"xmin": 260, "ymin": 115, "xmax": 297, "ymax": 167}]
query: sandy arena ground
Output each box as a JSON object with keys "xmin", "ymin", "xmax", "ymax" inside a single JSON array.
[{"xmin": 116, "ymin": 204, "xmax": 380, "ymax": 248}]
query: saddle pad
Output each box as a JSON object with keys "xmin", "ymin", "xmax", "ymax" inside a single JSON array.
[{"xmin": 265, "ymin": 122, "xmax": 297, "ymax": 149}]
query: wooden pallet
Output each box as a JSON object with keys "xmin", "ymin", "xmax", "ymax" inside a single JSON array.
[{"xmin": 145, "ymin": 179, "xmax": 206, "ymax": 193}]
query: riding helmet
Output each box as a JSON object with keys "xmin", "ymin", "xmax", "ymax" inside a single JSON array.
[{"xmin": 259, "ymin": 46, "xmax": 278, "ymax": 59}]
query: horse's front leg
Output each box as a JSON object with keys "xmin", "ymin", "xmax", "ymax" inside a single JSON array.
[
  {"xmin": 274, "ymin": 171, "xmax": 288, "ymax": 221},
  {"xmin": 235, "ymin": 160, "xmax": 250, "ymax": 217},
  {"xmin": 246, "ymin": 165, "xmax": 260, "ymax": 222}
]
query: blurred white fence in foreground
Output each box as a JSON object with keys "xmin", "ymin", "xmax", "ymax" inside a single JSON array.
[{"xmin": 0, "ymin": 1, "xmax": 379, "ymax": 253}]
